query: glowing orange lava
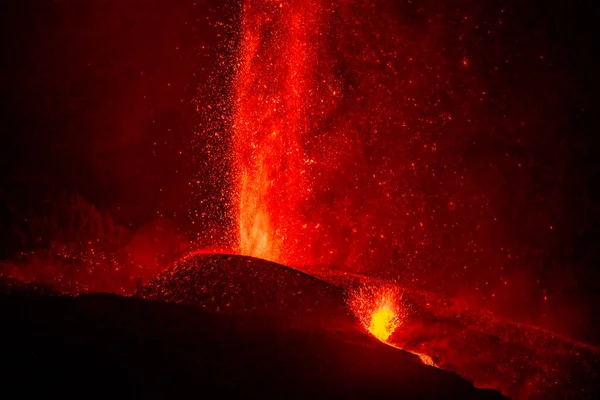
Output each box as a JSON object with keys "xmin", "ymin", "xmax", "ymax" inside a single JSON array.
[
  {"xmin": 416, "ymin": 353, "xmax": 436, "ymax": 367},
  {"xmin": 347, "ymin": 284, "xmax": 404, "ymax": 343},
  {"xmin": 368, "ymin": 300, "xmax": 399, "ymax": 342},
  {"xmin": 232, "ymin": 0, "xmax": 321, "ymax": 265},
  {"xmin": 238, "ymin": 162, "xmax": 281, "ymax": 262}
]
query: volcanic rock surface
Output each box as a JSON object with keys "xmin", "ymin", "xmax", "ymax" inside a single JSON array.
[
  {"xmin": 4, "ymin": 253, "xmax": 597, "ymax": 398},
  {"xmin": 136, "ymin": 253, "xmax": 354, "ymax": 330},
  {"xmin": 2, "ymin": 288, "xmax": 506, "ymax": 399}
]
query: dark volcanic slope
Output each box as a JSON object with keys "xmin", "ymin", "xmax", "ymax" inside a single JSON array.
[
  {"xmin": 1, "ymin": 292, "xmax": 506, "ymax": 399},
  {"xmin": 137, "ymin": 253, "xmax": 353, "ymax": 328},
  {"xmin": 0, "ymin": 276, "xmax": 57, "ymax": 295}
]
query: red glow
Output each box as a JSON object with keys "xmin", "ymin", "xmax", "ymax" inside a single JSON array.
[
  {"xmin": 233, "ymin": 0, "xmax": 318, "ymax": 264},
  {"xmin": 1, "ymin": 1, "xmax": 598, "ymax": 399},
  {"xmin": 226, "ymin": 3, "xmax": 600, "ymax": 396}
]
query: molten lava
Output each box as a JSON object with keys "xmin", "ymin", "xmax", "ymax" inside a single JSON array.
[
  {"xmin": 347, "ymin": 284, "xmax": 404, "ymax": 343},
  {"xmin": 368, "ymin": 300, "xmax": 399, "ymax": 342},
  {"xmin": 232, "ymin": 0, "xmax": 318, "ymax": 264},
  {"xmin": 238, "ymin": 165, "xmax": 281, "ymax": 262}
]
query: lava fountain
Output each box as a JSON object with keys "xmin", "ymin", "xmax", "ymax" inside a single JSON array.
[
  {"xmin": 347, "ymin": 284, "xmax": 404, "ymax": 343},
  {"xmin": 368, "ymin": 299, "xmax": 399, "ymax": 342},
  {"xmin": 232, "ymin": 0, "xmax": 320, "ymax": 264},
  {"xmin": 231, "ymin": 0, "xmax": 473, "ymax": 279}
]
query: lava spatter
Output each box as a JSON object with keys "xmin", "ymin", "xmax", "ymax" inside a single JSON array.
[{"xmin": 347, "ymin": 283, "xmax": 405, "ymax": 343}]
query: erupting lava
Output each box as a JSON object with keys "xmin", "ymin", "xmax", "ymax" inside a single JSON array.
[
  {"xmin": 368, "ymin": 299, "xmax": 399, "ymax": 342},
  {"xmin": 232, "ymin": 0, "xmax": 318, "ymax": 264},
  {"xmin": 347, "ymin": 285, "xmax": 404, "ymax": 343},
  {"xmin": 3, "ymin": 0, "xmax": 597, "ymax": 397}
]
